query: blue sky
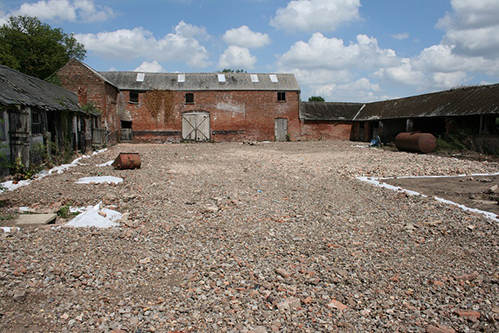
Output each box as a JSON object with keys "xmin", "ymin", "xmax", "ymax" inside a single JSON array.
[{"xmin": 1, "ymin": 0, "xmax": 499, "ymax": 102}]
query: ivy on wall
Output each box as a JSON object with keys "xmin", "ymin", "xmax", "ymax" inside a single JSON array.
[{"xmin": 144, "ymin": 90, "xmax": 175, "ymax": 124}]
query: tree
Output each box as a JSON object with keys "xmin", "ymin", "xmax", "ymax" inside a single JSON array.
[
  {"xmin": 221, "ymin": 69, "xmax": 246, "ymax": 73},
  {"xmin": 0, "ymin": 15, "xmax": 86, "ymax": 80},
  {"xmin": 309, "ymin": 96, "xmax": 325, "ymax": 102}
]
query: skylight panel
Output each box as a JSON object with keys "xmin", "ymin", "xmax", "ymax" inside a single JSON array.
[
  {"xmin": 178, "ymin": 74, "xmax": 185, "ymax": 83},
  {"xmin": 251, "ymin": 74, "xmax": 259, "ymax": 83},
  {"xmin": 269, "ymin": 74, "xmax": 278, "ymax": 83},
  {"xmin": 218, "ymin": 74, "xmax": 226, "ymax": 83},
  {"xmin": 136, "ymin": 73, "xmax": 145, "ymax": 82}
]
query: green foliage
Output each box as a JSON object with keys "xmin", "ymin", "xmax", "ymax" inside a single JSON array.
[
  {"xmin": 436, "ymin": 132, "xmax": 468, "ymax": 152},
  {"xmin": 11, "ymin": 156, "xmax": 37, "ymax": 181},
  {"xmin": 220, "ymin": 69, "xmax": 246, "ymax": 73},
  {"xmin": 82, "ymin": 101, "xmax": 101, "ymax": 115},
  {"xmin": 308, "ymin": 96, "xmax": 326, "ymax": 102},
  {"xmin": 0, "ymin": 15, "xmax": 86, "ymax": 79},
  {"xmin": 57, "ymin": 203, "xmax": 79, "ymax": 219},
  {"xmin": 0, "ymin": 213, "xmax": 14, "ymax": 221},
  {"xmin": 45, "ymin": 72, "xmax": 61, "ymax": 86}
]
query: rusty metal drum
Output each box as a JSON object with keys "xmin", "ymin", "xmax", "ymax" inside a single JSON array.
[
  {"xmin": 394, "ymin": 132, "xmax": 437, "ymax": 154},
  {"xmin": 112, "ymin": 153, "xmax": 141, "ymax": 169}
]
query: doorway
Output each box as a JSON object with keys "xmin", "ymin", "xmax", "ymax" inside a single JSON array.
[
  {"xmin": 182, "ymin": 112, "xmax": 211, "ymax": 142},
  {"xmin": 275, "ymin": 118, "xmax": 288, "ymax": 141}
]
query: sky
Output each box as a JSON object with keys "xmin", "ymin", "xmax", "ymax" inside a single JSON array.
[{"xmin": 1, "ymin": 0, "xmax": 499, "ymax": 102}]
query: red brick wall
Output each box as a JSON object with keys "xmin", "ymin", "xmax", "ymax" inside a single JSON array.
[
  {"xmin": 57, "ymin": 59, "xmax": 120, "ymax": 144},
  {"xmin": 300, "ymin": 120, "xmax": 352, "ymax": 140},
  {"xmin": 121, "ymin": 89, "xmax": 301, "ymax": 142}
]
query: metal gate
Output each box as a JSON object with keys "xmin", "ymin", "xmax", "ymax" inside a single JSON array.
[
  {"xmin": 275, "ymin": 118, "xmax": 288, "ymax": 141},
  {"xmin": 182, "ymin": 112, "xmax": 210, "ymax": 142}
]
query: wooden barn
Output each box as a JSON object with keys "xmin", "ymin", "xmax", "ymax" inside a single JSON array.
[
  {"xmin": 58, "ymin": 59, "xmax": 301, "ymax": 143},
  {"xmin": 0, "ymin": 65, "xmax": 99, "ymax": 176}
]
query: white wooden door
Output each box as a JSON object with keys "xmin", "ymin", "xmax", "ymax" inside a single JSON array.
[
  {"xmin": 182, "ymin": 112, "xmax": 210, "ymax": 142},
  {"xmin": 275, "ymin": 118, "xmax": 288, "ymax": 141}
]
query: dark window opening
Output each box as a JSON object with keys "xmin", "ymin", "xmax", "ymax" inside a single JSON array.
[
  {"xmin": 359, "ymin": 122, "xmax": 364, "ymax": 129},
  {"xmin": 185, "ymin": 93, "xmax": 194, "ymax": 104},
  {"xmin": 32, "ymin": 112, "xmax": 42, "ymax": 135},
  {"xmin": 121, "ymin": 120, "xmax": 132, "ymax": 129},
  {"xmin": 129, "ymin": 91, "xmax": 139, "ymax": 103},
  {"xmin": 277, "ymin": 92, "xmax": 286, "ymax": 102}
]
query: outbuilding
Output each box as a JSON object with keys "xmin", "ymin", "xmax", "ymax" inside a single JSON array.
[
  {"xmin": 299, "ymin": 102, "xmax": 362, "ymax": 140},
  {"xmin": 0, "ymin": 65, "xmax": 98, "ymax": 176},
  {"xmin": 58, "ymin": 59, "xmax": 301, "ymax": 143},
  {"xmin": 350, "ymin": 84, "xmax": 499, "ymax": 145}
]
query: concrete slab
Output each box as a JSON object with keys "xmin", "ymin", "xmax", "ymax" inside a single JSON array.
[{"xmin": 14, "ymin": 214, "xmax": 57, "ymax": 226}]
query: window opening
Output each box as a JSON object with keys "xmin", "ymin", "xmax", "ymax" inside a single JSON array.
[
  {"xmin": 270, "ymin": 74, "xmax": 278, "ymax": 83},
  {"xmin": 129, "ymin": 91, "xmax": 139, "ymax": 103},
  {"xmin": 277, "ymin": 91, "xmax": 286, "ymax": 102},
  {"xmin": 185, "ymin": 93, "xmax": 194, "ymax": 104},
  {"xmin": 178, "ymin": 74, "xmax": 185, "ymax": 83},
  {"xmin": 32, "ymin": 112, "xmax": 42, "ymax": 134},
  {"xmin": 136, "ymin": 73, "xmax": 145, "ymax": 82},
  {"xmin": 218, "ymin": 74, "xmax": 226, "ymax": 83},
  {"xmin": 121, "ymin": 120, "xmax": 132, "ymax": 129},
  {"xmin": 251, "ymin": 74, "xmax": 259, "ymax": 83}
]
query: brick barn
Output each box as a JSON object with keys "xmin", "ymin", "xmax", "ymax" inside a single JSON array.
[
  {"xmin": 58, "ymin": 59, "xmax": 301, "ymax": 143},
  {"xmin": 299, "ymin": 102, "xmax": 361, "ymax": 140}
]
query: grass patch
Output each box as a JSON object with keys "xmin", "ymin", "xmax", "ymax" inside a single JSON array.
[
  {"xmin": 57, "ymin": 203, "xmax": 80, "ymax": 219},
  {"xmin": 0, "ymin": 214, "xmax": 14, "ymax": 221}
]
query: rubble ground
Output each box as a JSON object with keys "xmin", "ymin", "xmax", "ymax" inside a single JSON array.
[{"xmin": 0, "ymin": 141, "xmax": 498, "ymax": 332}]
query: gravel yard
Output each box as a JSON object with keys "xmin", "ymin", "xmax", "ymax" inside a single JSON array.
[{"xmin": 0, "ymin": 141, "xmax": 498, "ymax": 332}]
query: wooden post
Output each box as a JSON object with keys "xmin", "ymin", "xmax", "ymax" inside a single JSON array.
[{"xmin": 406, "ymin": 118, "xmax": 414, "ymax": 132}]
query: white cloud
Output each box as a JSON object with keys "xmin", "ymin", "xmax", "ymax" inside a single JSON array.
[
  {"xmin": 278, "ymin": 33, "xmax": 398, "ymax": 71},
  {"xmin": 222, "ymin": 26, "xmax": 270, "ymax": 49},
  {"xmin": 414, "ymin": 44, "xmax": 497, "ymax": 74},
  {"xmin": 8, "ymin": 0, "xmax": 114, "ymax": 23},
  {"xmin": 429, "ymin": 71, "xmax": 469, "ymax": 88},
  {"xmin": 276, "ymin": 33, "xmax": 403, "ymax": 101},
  {"xmin": 270, "ymin": 0, "xmax": 361, "ymax": 33},
  {"xmin": 175, "ymin": 20, "xmax": 209, "ymax": 40},
  {"xmin": 134, "ymin": 61, "xmax": 165, "ymax": 73},
  {"xmin": 374, "ymin": 58, "xmax": 426, "ymax": 86},
  {"xmin": 374, "ymin": 55, "xmax": 471, "ymax": 90},
  {"xmin": 75, "ymin": 22, "xmax": 211, "ymax": 68},
  {"xmin": 315, "ymin": 78, "xmax": 383, "ymax": 102},
  {"xmin": 437, "ymin": 0, "xmax": 499, "ymax": 58},
  {"xmin": 217, "ymin": 46, "xmax": 257, "ymax": 69},
  {"xmin": 391, "ymin": 32, "xmax": 409, "ymax": 41},
  {"xmin": 372, "ymin": 1, "xmax": 499, "ymax": 91}
]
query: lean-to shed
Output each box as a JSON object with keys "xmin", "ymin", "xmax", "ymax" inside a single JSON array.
[{"xmin": 0, "ymin": 65, "xmax": 98, "ymax": 175}]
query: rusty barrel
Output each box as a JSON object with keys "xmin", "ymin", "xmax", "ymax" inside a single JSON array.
[
  {"xmin": 395, "ymin": 132, "xmax": 437, "ymax": 154},
  {"xmin": 112, "ymin": 153, "xmax": 141, "ymax": 170}
]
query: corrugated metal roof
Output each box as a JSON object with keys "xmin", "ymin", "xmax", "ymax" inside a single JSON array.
[
  {"xmin": 0, "ymin": 65, "xmax": 82, "ymax": 113},
  {"xmin": 99, "ymin": 72, "xmax": 300, "ymax": 91},
  {"xmin": 300, "ymin": 102, "xmax": 363, "ymax": 121},
  {"xmin": 354, "ymin": 84, "xmax": 499, "ymax": 121}
]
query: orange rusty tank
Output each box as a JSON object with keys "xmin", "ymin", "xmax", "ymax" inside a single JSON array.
[
  {"xmin": 112, "ymin": 153, "xmax": 141, "ymax": 170},
  {"xmin": 395, "ymin": 132, "xmax": 437, "ymax": 154}
]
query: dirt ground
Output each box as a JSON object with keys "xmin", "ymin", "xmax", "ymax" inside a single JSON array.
[
  {"xmin": 383, "ymin": 175, "xmax": 499, "ymax": 217},
  {"xmin": 0, "ymin": 141, "xmax": 498, "ymax": 332}
]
